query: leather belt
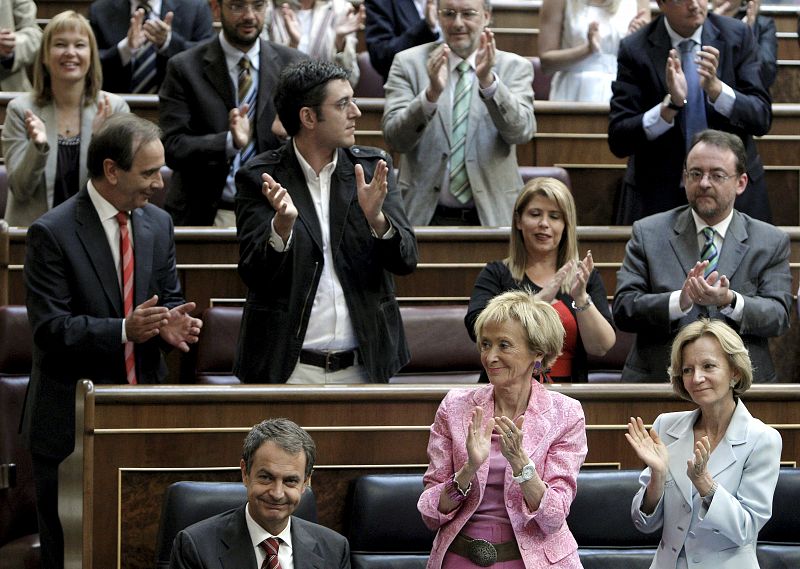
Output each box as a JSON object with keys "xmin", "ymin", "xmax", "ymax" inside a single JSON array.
[
  {"xmin": 299, "ymin": 349, "xmax": 358, "ymax": 372},
  {"xmin": 447, "ymin": 533, "xmax": 521, "ymax": 567}
]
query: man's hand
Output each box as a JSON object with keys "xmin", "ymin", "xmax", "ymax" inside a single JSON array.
[
  {"xmin": 679, "ymin": 261, "xmax": 707, "ymax": 311},
  {"xmin": 143, "ymin": 11, "xmax": 174, "ymax": 48},
  {"xmin": 229, "ymin": 104, "xmax": 252, "ymax": 149},
  {"xmin": 0, "ymin": 28, "xmax": 16, "ymax": 58},
  {"xmin": 262, "ymin": 172, "xmax": 298, "ymax": 241},
  {"xmin": 281, "ymin": 4, "xmax": 302, "ymax": 48},
  {"xmin": 475, "ymin": 29, "xmax": 496, "ymax": 89},
  {"xmin": 425, "ymin": 43, "xmax": 449, "ymax": 102},
  {"xmin": 127, "ymin": 8, "xmax": 148, "ymax": 51},
  {"xmin": 697, "ymin": 45, "xmax": 722, "ymax": 101},
  {"xmin": 159, "ymin": 302, "xmax": 202, "ymax": 352},
  {"xmin": 355, "ymin": 160, "xmax": 389, "ymax": 235},
  {"xmin": 335, "ymin": 3, "xmax": 365, "ymax": 51},
  {"xmin": 744, "ymin": 0, "xmax": 760, "ymax": 28},
  {"xmin": 626, "ymin": 9, "xmax": 648, "ymax": 35},
  {"xmin": 665, "ymin": 48, "xmax": 688, "ymax": 103},
  {"xmin": 125, "ymin": 295, "xmax": 169, "ymax": 343},
  {"xmin": 24, "ymin": 110, "xmax": 47, "ymax": 145},
  {"xmin": 711, "ymin": 0, "xmax": 738, "ymax": 18},
  {"xmin": 424, "ymin": 0, "xmax": 438, "ymax": 29}
]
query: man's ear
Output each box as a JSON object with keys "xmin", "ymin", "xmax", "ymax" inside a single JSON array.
[
  {"xmin": 210, "ymin": 0, "xmax": 222, "ymax": 20},
  {"xmin": 240, "ymin": 458, "xmax": 249, "ymax": 485},
  {"xmin": 103, "ymin": 158, "xmax": 120, "ymax": 185},
  {"xmin": 298, "ymin": 107, "xmax": 317, "ymax": 130}
]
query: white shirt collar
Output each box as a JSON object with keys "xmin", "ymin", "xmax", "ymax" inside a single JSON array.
[
  {"xmin": 245, "ymin": 502, "xmax": 294, "ymax": 556},
  {"xmin": 664, "ymin": 17, "xmax": 703, "ymax": 49},
  {"xmin": 87, "ymin": 180, "xmax": 125, "ymax": 221},
  {"xmin": 130, "ymin": 0, "xmax": 162, "ymax": 16},
  {"xmin": 691, "ymin": 207, "xmax": 734, "ymax": 239},
  {"xmin": 219, "ymin": 30, "xmax": 261, "ymax": 73},
  {"xmin": 447, "ymin": 50, "xmax": 478, "ymax": 74},
  {"xmin": 292, "ymin": 138, "xmax": 338, "ymax": 181}
]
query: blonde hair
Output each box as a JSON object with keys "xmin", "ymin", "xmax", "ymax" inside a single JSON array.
[
  {"xmin": 474, "ymin": 290, "xmax": 565, "ymax": 370},
  {"xmin": 33, "ymin": 11, "xmax": 102, "ymax": 107},
  {"xmin": 668, "ymin": 319, "xmax": 753, "ymax": 401},
  {"xmin": 505, "ymin": 177, "xmax": 579, "ymax": 294}
]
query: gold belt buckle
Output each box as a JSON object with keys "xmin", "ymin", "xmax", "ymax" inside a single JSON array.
[{"xmin": 467, "ymin": 538, "xmax": 497, "ymax": 567}]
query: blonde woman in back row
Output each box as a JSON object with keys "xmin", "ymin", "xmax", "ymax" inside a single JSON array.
[{"xmin": 538, "ymin": 0, "xmax": 649, "ymax": 102}]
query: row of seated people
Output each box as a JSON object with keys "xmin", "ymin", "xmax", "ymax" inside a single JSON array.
[{"xmin": 0, "ymin": 0, "xmax": 791, "ymax": 228}]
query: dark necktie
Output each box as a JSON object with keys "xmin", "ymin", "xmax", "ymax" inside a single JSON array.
[
  {"xmin": 679, "ymin": 39, "xmax": 707, "ymax": 151},
  {"xmin": 259, "ymin": 537, "xmax": 283, "ymax": 569},
  {"xmin": 131, "ymin": 2, "xmax": 158, "ymax": 93},
  {"xmin": 237, "ymin": 56, "xmax": 257, "ymax": 165},
  {"xmin": 700, "ymin": 226, "xmax": 719, "ymax": 277}
]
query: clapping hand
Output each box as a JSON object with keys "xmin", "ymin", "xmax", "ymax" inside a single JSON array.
[
  {"xmin": 625, "ymin": 416, "xmax": 669, "ymax": 476},
  {"xmin": 425, "ymin": 43, "xmax": 450, "ymax": 102},
  {"xmin": 159, "ymin": 302, "xmax": 202, "ymax": 352},
  {"xmin": 24, "ymin": 110, "xmax": 47, "ymax": 145},
  {"xmin": 466, "ymin": 406, "xmax": 494, "ymax": 470}
]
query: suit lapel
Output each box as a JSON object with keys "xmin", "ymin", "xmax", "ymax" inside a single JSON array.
[
  {"xmin": 204, "ymin": 38, "xmax": 236, "ymax": 110},
  {"xmin": 329, "ymin": 150, "xmax": 355, "ymax": 257},
  {"xmin": 219, "ymin": 506, "xmax": 258, "ymax": 569},
  {"xmin": 74, "ymin": 190, "xmax": 123, "ymax": 315},
  {"xmin": 716, "ymin": 211, "xmax": 748, "ymax": 282},
  {"xmin": 707, "ymin": 400, "xmax": 750, "ymax": 479},
  {"xmin": 669, "ymin": 207, "xmax": 700, "ymax": 276},
  {"xmin": 130, "ymin": 208, "xmax": 154, "ymax": 306},
  {"xmin": 40, "ymin": 104, "xmax": 57, "ymax": 196},
  {"xmin": 664, "ymin": 410, "xmax": 700, "ymax": 507},
  {"xmin": 647, "ymin": 17, "xmax": 672, "ymax": 95},
  {"xmin": 280, "ymin": 149, "xmax": 324, "ymax": 252},
  {"xmin": 437, "ymin": 64, "xmax": 453, "ymax": 148},
  {"xmin": 291, "ymin": 518, "xmax": 327, "ymax": 569}
]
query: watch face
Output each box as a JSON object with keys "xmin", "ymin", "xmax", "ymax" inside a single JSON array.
[{"xmin": 521, "ymin": 463, "xmax": 536, "ymax": 480}]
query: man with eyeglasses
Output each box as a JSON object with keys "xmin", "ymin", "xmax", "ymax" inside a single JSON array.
[
  {"xmin": 382, "ymin": 0, "xmax": 535, "ymax": 226},
  {"xmin": 89, "ymin": 0, "xmax": 215, "ymax": 94},
  {"xmin": 613, "ymin": 129, "xmax": 791, "ymax": 383},
  {"xmin": 234, "ymin": 59, "xmax": 418, "ymax": 384},
  {"xmin": 159, "ymin": 0, "xmax": 305, "ymax": 226},
  {"xmin": 608, "ymin": 0, "xmax": 771, "ymax": 225}
]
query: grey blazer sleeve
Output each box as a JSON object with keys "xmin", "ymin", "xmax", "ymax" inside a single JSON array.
[{"xmin": 1, "ymin": 97, "xmax": 48, "ymax": 204}]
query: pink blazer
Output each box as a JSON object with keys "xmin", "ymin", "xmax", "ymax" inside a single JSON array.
[{"xmin": 418, "ymin": 383, "xmax": 587, "ymax": 568}]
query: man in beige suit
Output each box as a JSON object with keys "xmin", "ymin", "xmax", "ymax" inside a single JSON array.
[{"xmin": 0, "ymin": 0, "xmax": 41, "ymax": 91}]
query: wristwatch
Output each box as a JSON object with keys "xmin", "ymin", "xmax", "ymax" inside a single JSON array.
[
  {"xmin": 663, "ymin": 93, "xmax": 686, "ymax": 111},
  {"xmin": 512, "ymin": 460, "xmax": 536, "ymax": 484}
]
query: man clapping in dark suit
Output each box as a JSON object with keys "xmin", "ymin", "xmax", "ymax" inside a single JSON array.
[
  {"xmin": 170, "ymin": 418, "xmax": 350, "ymax": 568},
  {"xmin": 23, "ymin": 114, "xmax": 202, "ymax": 569}
]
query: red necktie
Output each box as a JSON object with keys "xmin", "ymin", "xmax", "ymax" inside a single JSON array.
[
  {"xmin": 259, "ymin": 537, "xmax": 282, "ymax": 569},
  {"xmin": 116, "ymin": 212, "xmax": 137, "ymax": 385}
]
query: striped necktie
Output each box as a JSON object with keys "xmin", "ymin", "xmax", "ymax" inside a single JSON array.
[
  {"xmin": 448, "ymin": 60, "xmax": 472, "ymax": 204},
  {"xmin": 131, "ymin": 2, "xmax": 158, "ymax": 94},
  {"xmin": 679, "ymin": 39, "xmax": 707, "ymax": 151},
  {"xmin": 700, "ymin": 226, "xmax": 719, "ymax": 277},
  {"xmin": 238, "ymin": 56, "xmax": 257, "ymax": 165},
  {"xmin": 259, "ymin": 537, "xmax": 283, "ymax": 569},
  {"xmin": 116, "ymin": 212, "xmax": 137, "ymax": 385}
]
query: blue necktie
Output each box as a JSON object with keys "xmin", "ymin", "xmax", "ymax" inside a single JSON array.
[
  {"xmin": 679, "ymin": 39, "xmax": 707, "ymax": 151},
  {"xmin": 700, "ymin": 227, "xmax": 719, "ymax": 277}
]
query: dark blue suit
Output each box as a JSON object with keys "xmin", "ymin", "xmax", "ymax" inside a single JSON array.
[
  {"xmin": 364, "ymin": 0, "xmax": 438, "ymax": 81},
  {"xmin": 23, "ymin": 187, "xmax": 185, "ymax": 568},
  {"xmin": 609, "ymin": 14, "xmax": 771, "ymax": 224},
  {"xmin": 89, "ymin": 0, "xmax": 214, "ymax": 93}
]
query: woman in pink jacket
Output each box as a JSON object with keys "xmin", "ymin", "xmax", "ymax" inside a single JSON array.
[{"xmin": 418, "ymin": 290, "xmax": 588, "ymax": 568}]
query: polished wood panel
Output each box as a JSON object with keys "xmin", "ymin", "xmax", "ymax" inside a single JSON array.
[{"xmin": 61, "ymin": 381, "xmax": 800, "ymax": 569}]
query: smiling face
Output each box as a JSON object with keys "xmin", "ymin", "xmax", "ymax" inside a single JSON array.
[
  {"xmin": 479, "ymin": 318, "xmax": 540, "ymax": 388},
  {"xmin": 45, "ymin": 27, "xmax": 91, "ymax": 84},
  {"xmin": 514, "ymin": 194, "xmax": 565, "ymax": 261},
  {"xmin": 241, "ymin": 441, "xmax": 309, "ymax": 535},
  {"xmin": 680, "ymin": 334, "xmax": 738, "ymax": 409},
  {"xmin": 439, "ymin": 0, "xmax": 490, "ymax": 59},
  {"xmin": 105, "ymin": 139, "xmax": 165, "ymax": 211}
]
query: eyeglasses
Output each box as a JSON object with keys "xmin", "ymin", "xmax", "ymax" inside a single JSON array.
[
  {"xmin": 225, "ymin": 1, "xmax": 267, "ymax": 15},
  {"xmin": 438, "ymin": 9, "xmax": 482, "ymax": 21},
  {"xmin": 684, "ymin": 169, "xmax": 737, "ymax": 185},
  {"xmin": 325, "ymin": 97, "xmax": 358, "ymax": 111}
]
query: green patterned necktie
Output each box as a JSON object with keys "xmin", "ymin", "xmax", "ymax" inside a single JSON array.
[
  {"xmin": 701, "ymin": 227, "xmax": 719, "ymax": 277},
  {"xmin": 448, "ymin": 60, "xmax": 472, "ymax": 204}
]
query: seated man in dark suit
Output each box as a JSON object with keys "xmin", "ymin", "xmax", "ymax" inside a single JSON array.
[
  {"xmin": 90, "ymin": 0, "xmax": 215, "ymax": 94},
  {"xmin": 613, "ymin": 129, "xmax": 791, "ymax": 383},
  {"xmin": 169, "ymin": 418, "xmax": 350, "ymax": 568},
  {"xmin": 608, "ymin": 0, "xmax": 772, "ymax": 224},
  {"xmin": 23, "ymin": 114, "xmax": 203, "ymax": 569},
  {"xmin": 365, "ymin": 0, "xmax": 439, "ymax": 82}
]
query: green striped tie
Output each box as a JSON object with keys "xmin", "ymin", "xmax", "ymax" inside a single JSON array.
[
  {"xmin": 701, "ymin": 227, "xmax": 719, "ymax": 277},
  {"xmin": 448, "ymin": 61, "xmax": 472, "ymax": 204}
]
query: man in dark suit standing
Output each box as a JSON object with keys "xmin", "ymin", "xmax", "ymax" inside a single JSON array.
[
  {"xmin": 235, "ymin": 60, "xmax": 417, "ymax": 384},
  {"xmin": 170, "ymin": 418, "xmax": 350, "ymax": 568},
  {"xmin": 365, "ymin": 0, "xmax": 439, "ymax": 82},
  {"xmin": 159, "ymin": 0, "xmax": 305, "ymax": 226},
  {"xmin": 613, "ymin": 130, "xmax": 791, "ymax": 383},
  {"xmin": 23, "ymin": 114, "xmax": 203, "ymax": 569},
  {"xmin": 89, "ymin": 0, "xmax": 214, "ymax": 94},
  {"xmin": 608, "ymin": 0, "xmax": 772, "ymax": 224}
]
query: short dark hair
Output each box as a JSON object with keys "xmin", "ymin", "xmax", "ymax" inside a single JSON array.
[
  {"xmin": 687, "ymin": 129, "xmax": 748, "ymax": 176},
  {"xmin": 241, "ymin": 418, "xmax": 316, "ymax": 478},
  {"xmin": 274, "ymin": 60, "xmax": 350, "ymax": 137},
  {"xmin": 87, "ymin": 114, "xmax": 162, "ymax": 179}
]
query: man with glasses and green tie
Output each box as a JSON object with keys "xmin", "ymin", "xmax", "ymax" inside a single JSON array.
[
  {"xmin": 382, "ymin": 0, "xmax": 535, "ymax": 226},
  {"xmin": 159, "ymin": 0, "xmax": 305, "ymax": 226},
  {"xmin": 608, "ymin": 0, "xmax": 771, "ymax": 226},
  {"xmin": 613, "ymin": 129, "xmax": 791, "ymax": 383}
]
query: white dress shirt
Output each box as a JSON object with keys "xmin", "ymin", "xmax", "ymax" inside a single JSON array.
[{"xmin": 245, "ymin": 503, "xmax": 295, "ymax": 569}]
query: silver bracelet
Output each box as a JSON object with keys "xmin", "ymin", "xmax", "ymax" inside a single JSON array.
[
  {"xmin": 571, "ymin": 297, "xmax": 593, "ymax": 312},
  {"xmin": 702, "ymin": 481, "xmax": 718, "ymax": 505}
]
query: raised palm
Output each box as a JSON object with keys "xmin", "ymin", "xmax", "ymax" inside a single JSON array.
[{"xmin": 625, "ymin": 417, "xmax": 669, "ymax": 475}]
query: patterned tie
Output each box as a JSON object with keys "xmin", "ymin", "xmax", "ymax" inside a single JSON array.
[
  {"xmin": 238, "ymin": 56, "xmax": 257, "ymax": 165},
  {"xmin": 700, "ymin": 226, "xmax": 719, "ymax": 277},
  {"xmin": 448, "ymin": 60, "xmax": 472, "ymax": 204},
  {"xmin": 131, "ymin": 2, "xmax": 158, "ymax": 94},
  {"xmin": 116, "ymin": 212, "xmax": 137, "ymax": 385},
  {"xmin": 679, "ymin": 39, "xmax": 707, "ymax": 151},
  {"xmin": 259, "ymin": 537, "xmax": 283, "ymax": 569}
]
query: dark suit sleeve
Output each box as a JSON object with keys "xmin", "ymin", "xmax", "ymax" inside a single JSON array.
[
  {"xmin": 465, "ymin": 261, "xmax": 509, "ymax": 342},
  {"xmin": 24, "ymin": 222, "xmax": 123, "ymax": 360},
  {"xmin": 169, "ymin": 530, "xmax": 203, "ymax": 569},
  {"xmin": 752, "ymin": 15, "xmax": 777, "ymax": 89},
  {"xmin": 365, "ymin": 0, "xmax": 438, "ymax": 80},
  {"xmin": 612, "ymin": 221, "xmax": 675, "ymax": 333},
  {"xmin": 608, "ymin": 36, "xmax": 652, "ymax": 159},
  {"xmin": 164, "ymin": 0, "xmax": 215, "ymax": 57}
]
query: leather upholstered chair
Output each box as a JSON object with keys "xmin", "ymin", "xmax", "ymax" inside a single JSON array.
[
  {"xmin": 347, "ymin": 474, "xmax": 434, "ymax": 569},
  {"xmin": 154, "ymin": 481, "xmax": 317, "ymax": 569},
  {"xmin": 194, "ymin": 307, "xmax": 243, "ymax": 384},
  {"xmin": 354, "ymin": 51, "xmax": 385, "ymax": 98},
  {"xmin": 518, "ymin": 166, "xmax": 571, "ymax": 191},
  {"xmin": 757, "ymin": 468, "xmax": 800, "ymax": 569}
]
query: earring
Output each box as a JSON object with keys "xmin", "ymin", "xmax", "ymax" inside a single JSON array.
[
  {"xmin": 730, "ymin": 379, "xmax": 736, "ymax": 388},
  {"xmin": 532, "ymin": 361, "xmax": 542, "ymax": 374}
]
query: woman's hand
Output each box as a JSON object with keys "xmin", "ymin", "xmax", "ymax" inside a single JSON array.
[
  {"xmin": 536, "ymin": 262, "xmax": 571, "ymax": 303},
  {"xmin": 625, "ymin": 416, "xmax": 668, "ymax": 476},
  {"xmin": 495, "ymin": 415, "xmax": 529, "ymax": 474},
  {"xmin": 627, "ymin": 9, "xmax": 648, "ymax": 35},
  {"xmin": 91, "ymin": 94, "xmax": 114, "ymax": 133},
  {"xmin": 586, "ymin": 21, "xmax": 600, "ymax": 53},
  {"xmin": 24, "ymin": 110, "xmax": 47, "ymax": 146},
  {"xmin": 569, "ymin": 250, "xmax": 593, "ymax": 303},
  {"xmin": 466, "ymin": 406, "xmax": 494, "ymax": 472},
  {"xmin": 686, "ymin": 435, "xmax": 715, "ymax": 495}
]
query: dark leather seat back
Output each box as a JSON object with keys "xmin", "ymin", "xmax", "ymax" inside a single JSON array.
[
  {"xmin": 519, "ymin": 166, "xmax": 572, "ymax": 190},
  {"xmin": 588, "ymin": 319, "xmax": 636, "ymax": 383},
  {"xmin": 194, "ymin": 307, "xmax": 244, "ymax": 384},
  {"xmin": 530, "ymin": 56, "xmax": 552, "ymax": 100},
  {"xmin": 347, "ymin": 474, "xmax": 434, "ymax": 569},
  {"xmin": 757, "ymin": 468, "xmax": 800, "ymax": 569},
  {"xmin": 154, "ymin": 481, "xmax": 317, "ymax": 569},
  {"xmin": 354, "ymin": 51, "xmax": 385, "ymax": 98},
  {"xmin": 0, "ymin": 306, "xmax": 33, "ymax": 377},
  {"xmin": 0, "ymin": 165, "xmax": 7, "ymax": 221}
]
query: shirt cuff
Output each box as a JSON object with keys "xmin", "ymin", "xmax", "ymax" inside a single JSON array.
[
  {"xmin": 421, "ymin": 94, "xmax": 438, "ymax": 117},
  {"xmin": 268, "ymin": 219, "xmax": 293, "ymax": 252},
  {"xmin": 121, "ymin": 319, "xmax": 128, "ymax": 343},
  {"xmin": 710, "ymin": 81, "xmax": 735, "ymax": 117},
  {"xmin": 370, "ymin": 215, "xmax": 396, "ymax": 239},
  {"xmin": 643, "ymin": 102, "xmax": 674, "ymax": 140},
  {"xmin": 669, "ymin": 290, "xmax": 692, "ymax": 320},
  {"xmin": 226, "ymin": 132, "xmax": 238, "ymax": 159},
  {"xmin": 478, "ymin": 74, "xmax": 498, "ymax": 99},
  {"xmin": 117, "ymin": 37, "xmax": 133, "ymax": 66},
  {"xmin": 157, "ymin": 31, "xmax": 172, "ymax": 53},
  {"xmin": 719, "ymin": 291, "xmax": 744, "ymax": 321}
]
